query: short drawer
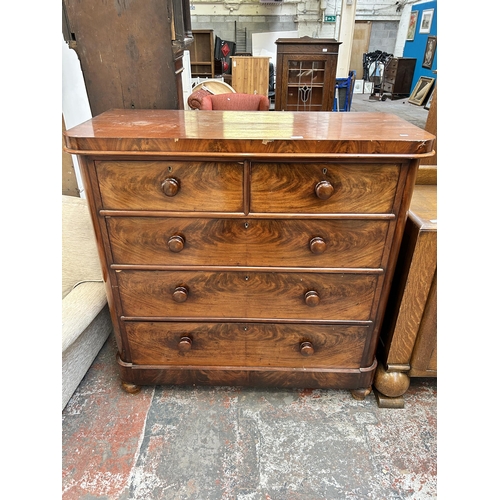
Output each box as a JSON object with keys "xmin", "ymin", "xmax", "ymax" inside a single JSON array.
[
  {"xmin": 382, "ymin": 82, "xmax": 395, "ymax": 93},
  {"xmin": 250, "ymin": 163, "xmax": 400, "ymax": 214},
  {"xmin": 95, "ymin": 160, "xmax": 244, "ymax": 212},
  {"xmin": 125, "ymin": 322, "xmax": 370, "ymax": 368},
  {"xmin": 107, "ymin": 217, "xmax": 390, "ymax": 268},
  {"xmin": 117, "ymin": 270, "xmax": 378, "ymax": 321}
]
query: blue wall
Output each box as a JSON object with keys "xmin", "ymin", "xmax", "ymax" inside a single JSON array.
[{"xmin": 402, "ymin": 1, "xmax": 437, "ymax": 91}]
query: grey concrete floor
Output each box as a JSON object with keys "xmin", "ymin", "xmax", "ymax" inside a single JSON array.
[
  {"xmin": 63, "ymin": 338, "xmax": 437, "ymax": 499},
  {"xmin": 350, "ymin": 92, "xmax": 429, "ymax": 129}
]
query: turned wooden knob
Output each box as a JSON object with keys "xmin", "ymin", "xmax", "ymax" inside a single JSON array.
[
  {"xmin": 161, "ymin": 177, "xmax": 180, "ymax": 197},
  {"xmin": 300, "ymin": 341, "xmax": 314, "ymax": 356},
  {"xmin": 309, "ymin": 236, "xmax": 326, "ymax": 254},
  {"xmin": 315, "ymin": 180, "xmax": 334, "ymax": 200},
  {"xmin": 304, "ymin": 290, "xmax": 320, "ymax": 307},
  {"xmin": 178, "ymin": 336, "xmax": 192, "ymax": 351},
  {"xmin": 168, "ymin": 234, "xmax": 185, "ymax": 252},
  {"xmin": 172, "ymin": 286, "xmax": 188, "ymax": 303}
]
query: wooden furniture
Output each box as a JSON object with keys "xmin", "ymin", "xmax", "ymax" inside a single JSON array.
[
  {"xmin": 62, "ymin": 0, "xmax": 192, "ymax": 114},
  {"xmin": 381, "ymin": 57, "xmax": 416, "ymax": 100},
  {"xmin": 274, "ymin": 37, "xmax": 341, "ymax": 111},
  {"xmin": 374, "ymin": 176, "xmax": 437, "ymax": 408},
  {"xmin": 196, "ymin": 93, "xmax": 270, "ymax": 111},
  {"xmin": 188, "ymin": 30, "xmax": 215, "ymax": 78},
  {"xmin": 420, "ymin": 84, "xmax": 437, "ymax": 166},
  {"xmin": 230, "ymin": 56, "xmax": 271, "ymax": 97},
  {"xmin": 64, "ymin": 110, "xmax": 435, "ymax": 398}
]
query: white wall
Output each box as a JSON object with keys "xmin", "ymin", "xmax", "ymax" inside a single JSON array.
[{"xmin": 62, "ymin": 35, "xmax": 92, "ymax": 197}]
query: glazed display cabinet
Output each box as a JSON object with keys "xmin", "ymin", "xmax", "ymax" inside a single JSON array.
[{"xmin": 274, "ymin": 37, "xmax": 341, "ymax": 111}]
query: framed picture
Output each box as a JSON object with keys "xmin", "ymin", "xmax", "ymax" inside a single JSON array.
[
  {"xmin": 424, "ymin": 87, "xmax": 435, "ymax": 110},
  {"xmin": 422, "ymin": 36, "xmax": 437, "ymax": 69},
  {"xmin": 407, "ymin": 11, "xmax": 418, "ymax": 41},
  {"xmin": 409, "ymin": 76, "xmax": 435, "ymax": 106},
  {"xmin": 419, "ymin": 9, "xmax": 434, "ymax": 34}
]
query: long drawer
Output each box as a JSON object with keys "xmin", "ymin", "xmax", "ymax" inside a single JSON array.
[
  {"xmin": 96, "ymin": 160, "xmax": 244, "ymax": 212},
  {"xmin": 125, "ymin": 322, "xmax": 370, "ymax": 368},
  {"xmin": 250, "ymin": 163, "xmax": 400, "ymax": 214},
  {"xmin": 107, "ymin": 217, "xmax": 390, "ymax": 268},
  {"xmin": 117, "ymin": 270, "xmax": 378, "ymax": 320}
]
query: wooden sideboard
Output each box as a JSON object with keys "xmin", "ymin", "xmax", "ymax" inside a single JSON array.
[{"xmin": 64, "ymin": 110, "xmax": 434, "ymax": 399}]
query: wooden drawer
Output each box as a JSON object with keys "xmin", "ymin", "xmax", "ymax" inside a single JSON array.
[
  {"xmin": 107, "ymin": 217, "xmax": 390, "ymax": 268},
  {"xmin": 117, "ymin": 270, "xmax": 378, "ymax": 321},
  {"xmin": 382, "ymin": 82, "xmax": 395, "ymax": 93},
  {"xmin": 250, "ymin": 163, "xmax": 400, "ymax": 214},
  {"xmin": 125, "ymin": 322, "xmax": 369, "ymax": 368},
  {"xmin": 96, "ymin": 160, "xmax": 244, "ymax": 212}
]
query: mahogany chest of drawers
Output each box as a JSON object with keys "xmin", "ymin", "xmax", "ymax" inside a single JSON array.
[{"xmin": 64, "ymin": 110, "xmax": 435, "ymax": 399}]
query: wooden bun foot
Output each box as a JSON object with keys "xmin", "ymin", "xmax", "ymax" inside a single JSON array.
[
  {"xmin": 350, "ymin": 387, "xmax": 372, "ymax": 400},
  {"xmin": 373, "ymin": 363, "xmax": 410, "ymax": 408},
  {"xmin": 121, "ymin": 381, "xmax": 141, "ymax": 394}
]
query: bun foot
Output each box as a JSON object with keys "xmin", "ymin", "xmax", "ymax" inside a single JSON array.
[
  {"xmin": 373, "ymin": 363, "xmax": 410, "ymax": 408},
  {"xmin": 350, "ymin": 387, "xmax": 372, "ymax": 400},
  {"xmin": 121, "ymin": 381, "xmax": 141, "ymax": 394}
]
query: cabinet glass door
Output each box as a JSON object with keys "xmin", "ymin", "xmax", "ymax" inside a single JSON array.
[{"xmin": 285, "ymin": 59, "xmax": 326, "ymax": 111}]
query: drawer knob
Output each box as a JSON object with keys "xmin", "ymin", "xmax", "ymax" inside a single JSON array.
[
  {"xmin": 161, "ymin": 177, "xmax": 180, "ymax": 197},
  {"xmin": 178, "ymin": 336, "xmax": 192, "ymax": 351},
  {"xmin": 172, "ymin": 286, "xmax": 189, "ymax": 303},
  {"xmin": 304, "ymin": 290, "xmax": 320, "ymax": 307},
  {"xmin": 315, "ymin": 180, "xmax": 334, "ymax": 200},
  {"xmin": 168, "ymin": 234, "xmax": 185, "ymax": 252},
  {"xmin": 309, "ymin": 236, "xmax": 326, "ymax": 254},
  {"xmin": 300, "ymin": 341, "xmax": 315, "ymax": 356}
]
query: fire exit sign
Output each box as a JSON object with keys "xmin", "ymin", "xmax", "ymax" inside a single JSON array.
[{"xmin": 324, "ymin": 15, "xmax": 336, "ymax": 22}]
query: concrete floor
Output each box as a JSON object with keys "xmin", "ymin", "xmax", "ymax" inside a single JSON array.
[{"xmin": 62, "ymin": 97, "xmax": 436, "ymax": 500}]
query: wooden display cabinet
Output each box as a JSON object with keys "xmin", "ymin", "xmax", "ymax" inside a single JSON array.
[
  {"xmin": 188, "ymin": 30, "xmax": 215, "ymax": 78},
  {"xmin": 274, "ymin": 37, "xmax": 341, "ymax": 111}
]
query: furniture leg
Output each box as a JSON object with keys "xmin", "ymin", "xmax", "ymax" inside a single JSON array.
[{"xmin": 373, "ymin": 362, "xmax": 410, "ymax": 408}]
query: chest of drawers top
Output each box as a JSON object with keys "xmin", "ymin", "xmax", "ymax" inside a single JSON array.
[{"xmin": 64, "ymin": 109, "xmax": 434, "ymax": 157}]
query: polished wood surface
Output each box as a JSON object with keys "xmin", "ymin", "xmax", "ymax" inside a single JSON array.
[
  {"xmin": 64, "ymin": 110, "xmax": 435, "ymax": 156},
  {"xmin": 64, "ymin": 110, "xmax": 435, "ymax": 398},
  {"xmin": 117, "ymin": 270, "xmax": 377, "ymax": 320},
  {"xmin": 126, "ymin": 322, "xmax": 369, "ymax": 368},
  {"xmin": 96, "ymin": 160, "xmax": 244, "ymax": 211},
  {"xmin": 107, "ymin": 217, "xmax": 389, "ymax": 268}
]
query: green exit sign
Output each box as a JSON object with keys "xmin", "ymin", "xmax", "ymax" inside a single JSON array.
[{"xmin": 324, "ymin": 15, "xmax": 336, "ymax": 22}]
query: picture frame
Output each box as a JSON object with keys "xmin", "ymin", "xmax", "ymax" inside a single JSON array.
[
  {"xmin": 419, "ymin": 9, "xmax": 434, "ymax": 34},
  {"xmin": 407, "ymin": 11, "xmax": 418, "ymax": 41},
  {"xmin": 424, "ymin": 87, "xmax": 435, "ymax": 110},
  {"xmin": 422, "ymin": 36, "xmax": 437, "ymax": 69},
  {"xmin": 408, "ymin": 76, "xmax": 435, "ymax": 106}
]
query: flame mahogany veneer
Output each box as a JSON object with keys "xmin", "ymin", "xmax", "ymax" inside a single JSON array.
[{"xmin": 64, "ymin": 110, "xmax": 435, "ymax": 399}]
